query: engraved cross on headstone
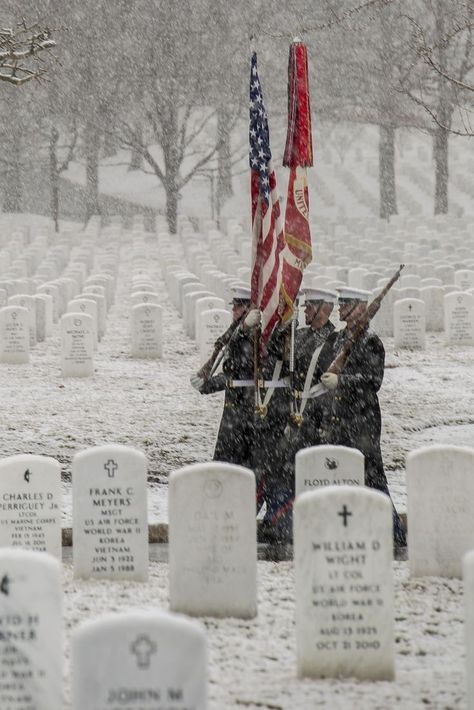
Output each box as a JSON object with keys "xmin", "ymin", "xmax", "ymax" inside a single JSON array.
[
  {"xmin": 131, "ymin": 634, "xmax": 157, "ymax": 669},
  {"xmin": 338, "ymin": 505, "xmax": 352, "ymax": 527},
  {"xmin": 408, "ymin": 304, "xmax": 413, "ymax": 311},
  {"xmin": 104, "ymin": 459, "xmax": 118, "ymax": 478}
]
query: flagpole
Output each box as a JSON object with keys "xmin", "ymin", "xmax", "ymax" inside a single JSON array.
[{"xmin": 282, "ymin": 38, "xmax": 314, "ymax": 425}]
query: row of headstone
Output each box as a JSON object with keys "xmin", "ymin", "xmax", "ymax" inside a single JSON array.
[
  {"xmin": 4, "ymin": 437, "xmax": 474, "ymax": 589},
  {"xmin": 165, "ymin": 215, "xmax": 474, "ymax": 354},
  {"xmin": 190, "ymin": 213, "xmax": 474, "ymax": 279},
  {"xmin": 156, "ymin": 227, "xmax": 242, "ymax": 369},
  {"xmin": 0, "ymin": 216, "xmax": 120, "ymax": 370},
  {"xmin": 4, "ymin": 443, "xmax": 474, "ymax": 692},
  {"xmin": 298, "ymin": 444, "xmax": 474, "ymax": 582},
  {"xmin": 60, "ymin": 224, "xmax": 119, "ymax": 376},
  {"xmin": 0, "ymin": 549, "xmax": 208, "ymax": 709},
  {"xmin": 129, "ymin": 231, "xmax": 163, "ymax": 358},
  {"xmin": 0, "ymin": 469, "xmax": 395, "ymax": 689}
]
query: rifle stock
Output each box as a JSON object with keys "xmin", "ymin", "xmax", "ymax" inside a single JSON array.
[{"xmin": 327, "ymin": 264, "xmax": 405, "ymax": 376}]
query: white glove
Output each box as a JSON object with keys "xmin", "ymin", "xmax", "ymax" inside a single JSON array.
[
  {"xmin": 321, "ymin": 372, "xmax": 339, "ymax": 390},
  {"xmin": 244, "ymin": 308, "xmax": 261, "ymax": 328},
  {"xmin": 190, "ymin": 374, "xmax": 205, "ymax": 391}
]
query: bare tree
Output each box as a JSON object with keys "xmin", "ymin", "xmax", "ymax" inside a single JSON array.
[
  {"xmin": 0, "ymin": 19, "xmax": 56, "ymax": 85},
  {"xmin": 114, "ymin": 0, "xmax": 242, "ymax": 233},
  {"xmin": 304, "ymin": 0, "xmax": 422, "ymax": 219},
  {"xmin": 402, "ymin": 4, "xmax": 473, "ymax": 136},
  {"xmin": 400, "ymin": 1, "xmax": 473, "ymax": 212}
]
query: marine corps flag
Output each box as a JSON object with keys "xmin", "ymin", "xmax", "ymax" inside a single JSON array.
[{"xmin": 280, "ymin": 40, "xmax": 313, "ymax": 322}]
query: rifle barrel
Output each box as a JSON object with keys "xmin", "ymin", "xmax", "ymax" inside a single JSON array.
[{"xmin": 328, "ymin": 264, "xmax": 404, "ymax": 376}]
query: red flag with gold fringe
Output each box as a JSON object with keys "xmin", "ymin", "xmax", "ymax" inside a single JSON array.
[{"xmin": 280, "ymin": 40, "xmax": 313, "ymax": 324}]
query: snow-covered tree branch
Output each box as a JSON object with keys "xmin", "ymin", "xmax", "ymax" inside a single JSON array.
[{"xmin": 0, "ymin": 20, "xmax": 57, "ymax": 85}]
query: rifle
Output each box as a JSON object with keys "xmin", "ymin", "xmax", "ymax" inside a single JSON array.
[
  {"xmin": 197, "ymin": 316, "xmax": 243, "ymax": 381},
  {"xmin": 253, "ymin": 322, "xmax": 264, "ymax": 417},
  {"xmin": 326, "ymin": 263, "xmax": 405, "ymax": 376}
]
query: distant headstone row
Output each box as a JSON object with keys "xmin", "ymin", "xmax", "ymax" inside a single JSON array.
[
  {"xmin": 129, "ymin": 229, "xmax": 163, "ymax": 358},
  {"xmin": 0, "ymin": 216, "xmax": 121, "ymax": 375},
  {"xmin": 156, "ymin": 215, "xmax": 474, "ymax": 356}
]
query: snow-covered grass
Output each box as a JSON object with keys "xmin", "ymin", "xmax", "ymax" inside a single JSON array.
[
  {"xmin": 62, "ymin": 562, "xmax": 465, "ymax": 710},
  {"xmin": 1, "ymin": 215, "xmax": 473, "ymax": 707},
  {"xmin": 3, "ymin": 122, "xmax": 474, "ymax": 707}
]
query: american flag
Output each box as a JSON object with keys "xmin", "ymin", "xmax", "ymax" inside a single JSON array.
[{"xmin": 249, "ymin": 52, "xmax": 285, "ymax": 343}]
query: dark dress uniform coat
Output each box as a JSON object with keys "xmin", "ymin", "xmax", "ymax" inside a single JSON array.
[
  {"xmin": 317, "ymin": 326, "xmax": 386, "ymax": 489},
  {"xmin": 290, "ymin": 320, "xmax": 335, "ymax": 450},
  {"xmin": 258, "ymin": 320, "xmax": 336, "ymax": 538},
  {"xmin": 317, "ymin": 326, "xmax": 406, "ymax": 545},
  {"xmin": 200, "ymin": 329, "xmax": 255, "ymax": 469}
]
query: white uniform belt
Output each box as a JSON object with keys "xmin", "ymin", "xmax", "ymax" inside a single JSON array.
[{"xmin": 228, "ymin": 378, "xmax": 290, "ymax": 388}]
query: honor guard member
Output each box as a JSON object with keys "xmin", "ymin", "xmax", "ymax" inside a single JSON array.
[
  {"xmin": 244, "ymin": 305, "xmax": 292, "ymax": 517},
  {"xmin": 288, "ymin": 287, "xmax": 338, "ymax": 447},
  {"xmin": 254, "ymin": 288, "xmax": 338, "ymax": 542},
  {"xmin": 318, "ymin": 286, "xmax": 407, "ymax": 547},
  {"xmin": 190, "ymin": 286, "xmax": 256, "ymax": 469}
]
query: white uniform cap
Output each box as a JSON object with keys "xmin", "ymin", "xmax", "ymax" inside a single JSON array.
[
  {"xmin": 301, "ymin": 287, "xmax": 338, "ymax": 304},
  {"xmin": 337, "ymin": 287, "xmax": 371, "ymax": 302},
  {"xmin": 230, "ymin": 286, "xmax": 251, "ymax": 304}
]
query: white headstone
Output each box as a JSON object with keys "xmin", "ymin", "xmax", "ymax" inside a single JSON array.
[
  {"xmin": 420, "ymin": 285, "xmax": 444, "ymax": 332},
  {"xmin": 394, "ymin": 298, "xmax": 425, "ymax": 349},
  {"xmin": 83, "ymin": 291, "xmax": 106, "ymax": 338},
  {"xmin": 295, "ymin": 446, "xmax": 365, "ymax": 498},
  {"xmin": 399, "ymin": 274, "xmax": 421, "ymax": 289},
  {"xmin": 435, "ymin": 264, "xmax": 455, "ymax": 285},
  {"xmin": 444, "ymin": 292, "xmax": 474, "ymax": 345},
  {"xmin": 0, "ymin": 306, "xmax": 30, "ymax": 363},
  {"xmin": 370, "ymin": 286, "xmax": 397, "ymax": 338},
  {"xmin": 463, "ymin": 550, "xmax": 474, "ymax": 710},
  {"xmin": 348, "ymin": 267, "xmax": 368, "ymax": 289},
  {"xmin": 0, "ymin": 455, "xmax": 61, "ymax": 558},
  {"xmin": 183, "ymin": 290, "xmax": 213, "ymax": 338},
  {"xmin": 85, "ymin": 274, "xmax": 114, "ymax": 308},
  {"xmin": 169, "ymin": 462, "xmax": 257, "ymax": 618},
  {"xmin": 131, "ymin": 303, "xmax": 163, "ymax": 358},
  {"xmin": 455, "ymin": 269, "xmax": 474, "ymax": 291},
  {"xmin": 67, "ymin": 298, "xmax": 98, "ymax": 346},
  {"xmin": 60, "ymin": 313, "xmax": 94, "ymax": 377},
  {"xmin": 130, "ymin": 291, "xmax": 160, "ymax": 307},
  {"xmin": 72, "ymin": 611, "xmax": 207, "ymax": 710},
  {"xmin": 8, "ymin": 294, "xmax": 36, "ymax": 346},
  {"xmin": 34, "ymin": 293, "xmax": 51, "ymax": 341},
  {"xmin": 37, "ymin": 283, "xmax": 60, "ymax": 322},
  {"xmin": 0, "ymin": 549, "xmax": 62, "ymax": 709},
  {"xmin": 131, "ymin": 282, "xmax": 155, "ymax": 293},
  {"xmin": 294, "ymin": 486, "xmax": 394, "ymax": 680},
  {"xmin": 195, "ymin": 297, "xmax": 226, "ymax": 342},
  {"xmin": 198, "ymin": 309, "xmax": 232, "ymax": 363},
  {"xmin": 407, "ymin": 445, "xmax": 474, "ymax": 577},
  {"xmin": 396, "ymin": 286, "xmax": 420, "ymax": 301},
  {"xmin": 72, "ymin": 444, "xmax": 148, "ymax": 581}
]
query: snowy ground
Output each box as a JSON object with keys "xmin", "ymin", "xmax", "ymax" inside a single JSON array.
[
  {"xmin": 3, "ymin": 123, "xmax": 474, "ymax": 708},
  {"xmin": 2, "ymin": 214, "xmax": 474, "ymax": 707}
]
